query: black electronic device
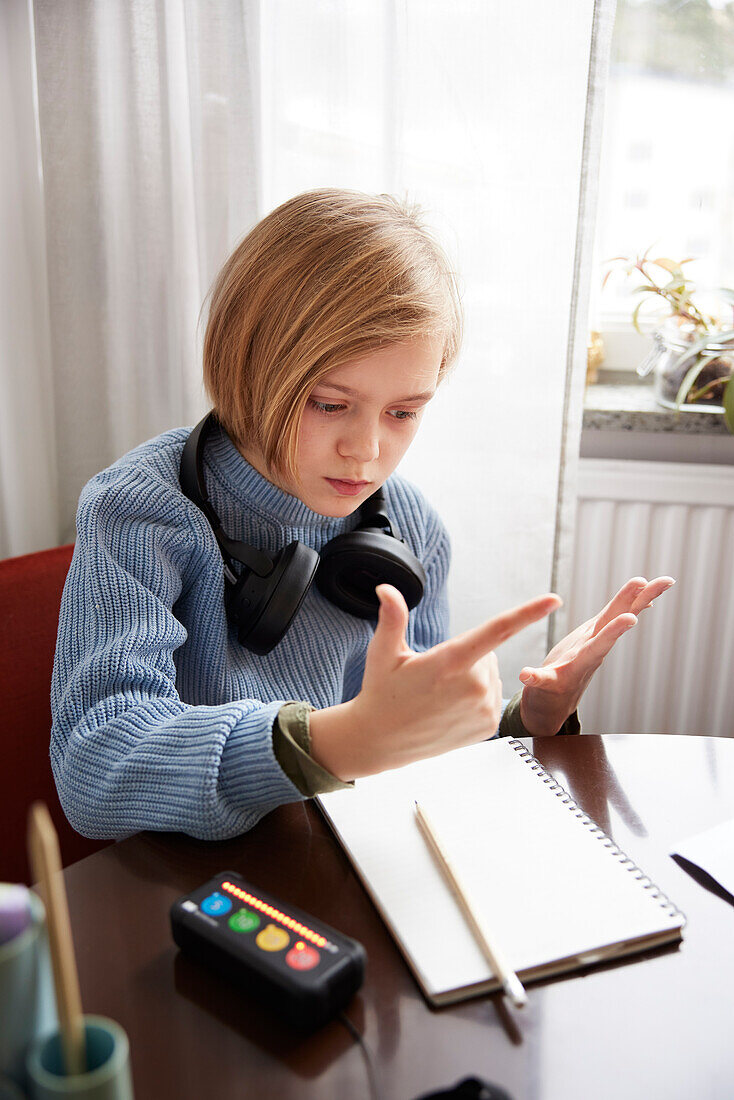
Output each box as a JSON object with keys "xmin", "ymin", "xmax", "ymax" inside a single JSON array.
[{"xmin": 170, "ymin": 871, "xmax": 366, "ymax": 1030}]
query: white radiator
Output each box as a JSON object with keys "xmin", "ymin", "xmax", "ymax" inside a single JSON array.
[{"xmin": 568, "ymin": 459, "xmax": 734, "ymax": 737}]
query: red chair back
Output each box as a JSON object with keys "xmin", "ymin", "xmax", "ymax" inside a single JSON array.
[{"xmin": 0, "ymin": 544, "xmax": 112, "ymax": 883}]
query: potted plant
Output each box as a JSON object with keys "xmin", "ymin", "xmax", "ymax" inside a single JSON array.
[{"xmin": 602, "ymin": 249, "xmax": 734, "ymax": 431}]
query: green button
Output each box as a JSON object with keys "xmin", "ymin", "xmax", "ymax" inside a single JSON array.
[{"xmin": 228, "ymin": 907, "xmax": 260, "ymax": 933}]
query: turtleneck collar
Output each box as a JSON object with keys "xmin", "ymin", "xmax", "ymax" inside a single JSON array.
[{"xmin": 203, "ymin": 421, "xmax": 354, "ymax": 533}]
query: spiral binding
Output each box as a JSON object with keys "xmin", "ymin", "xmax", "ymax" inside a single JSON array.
[{"xmin": 507, "ymin": 739, "xmax": 687, "ymax": 926}]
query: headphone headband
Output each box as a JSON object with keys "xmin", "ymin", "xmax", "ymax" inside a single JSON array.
[{"xmin": 180, "ymin": 415, "xmax": 275, "ymax": 578}]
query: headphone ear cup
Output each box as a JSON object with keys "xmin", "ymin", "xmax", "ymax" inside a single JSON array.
[
  {"xmin": 225, "ymin": 541, "xmax": 320, "ymax": 655},
  {"xmin": 315, "ymin": 530, "xmax": 426, "ymax": 619}
]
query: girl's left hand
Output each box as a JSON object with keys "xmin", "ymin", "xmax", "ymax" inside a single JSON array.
[{"xmin": 518, "ymin": 576, "xmax": 675, "ymax": 736}]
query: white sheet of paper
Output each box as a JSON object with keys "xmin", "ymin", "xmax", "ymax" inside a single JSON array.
[{"xmin": 673, "ymin": 818, "xmax": 734, "ymax": 897}]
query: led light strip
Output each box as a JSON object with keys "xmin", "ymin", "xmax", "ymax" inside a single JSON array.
[{"xmin": 221, "ymin": 881, "xmax": 330, "ymax": 948}]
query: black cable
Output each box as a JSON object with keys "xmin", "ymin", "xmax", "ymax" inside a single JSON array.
[{"xmin": 338, "ymin": 1010, "xmax": 383, "ymax": 1100}]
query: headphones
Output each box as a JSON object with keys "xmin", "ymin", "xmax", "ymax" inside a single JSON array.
[{"xmin": 179, "ymin": 413, "xmax": 427, "ymax": 655}]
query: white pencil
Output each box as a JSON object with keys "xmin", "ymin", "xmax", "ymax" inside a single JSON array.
[{"xmin": 414, "ymin": 801, "xmax": 528, "ymax": 1009}]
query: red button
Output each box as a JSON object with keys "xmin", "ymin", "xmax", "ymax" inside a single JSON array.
[{"xmin": 285, "ymin": 942, "xmax": 320, "ymax": 970}]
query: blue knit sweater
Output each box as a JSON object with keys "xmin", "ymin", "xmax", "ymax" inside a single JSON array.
[{"xmin": 50, "ymin": 424, "xmax": 451, "ymax": 841}]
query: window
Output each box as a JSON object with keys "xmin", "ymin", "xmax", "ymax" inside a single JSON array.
[{"xmin": 592, "ymin": 0, "xmax": 734, "ymax": 368}]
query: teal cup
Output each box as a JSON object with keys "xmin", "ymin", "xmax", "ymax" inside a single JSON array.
[
  {"xmin": 26, "ymin": 1017, "xmax": 133, "ymax": 1100},
  {"xmin": 0, "ymin": 893, "xmax": 56, "ymax": 1092}
]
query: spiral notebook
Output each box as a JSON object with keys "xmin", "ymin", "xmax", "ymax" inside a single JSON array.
[{"xmin": 318, "ymin": 738, "xmax": 685, "ymax": 1006}]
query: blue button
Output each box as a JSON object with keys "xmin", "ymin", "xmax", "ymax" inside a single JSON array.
[{"xmin": 201, "ymin": 891, "xmax": 233, "ymax": 916}]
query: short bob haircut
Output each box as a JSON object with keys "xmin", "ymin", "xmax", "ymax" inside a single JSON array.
[{"xmin": 203, "ymin": 188, "xmax": 463, "ymax": 483}]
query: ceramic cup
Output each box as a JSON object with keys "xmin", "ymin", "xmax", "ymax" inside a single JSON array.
[
  {"xmin": 0, "ymin": 893, "xmax": 56, "ymax": 1092},
  {"xmin": 26, "ymin": 1017, "xmax": 133, "ymax": 1100}
]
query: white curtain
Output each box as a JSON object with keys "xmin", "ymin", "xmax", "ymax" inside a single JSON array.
[
  {"xmin": 2, "ymin": 0, "xmax": 616, "ymax": 687},
  {"xmin": 1, "ymin": 0, "xmax": 260, "ymax": 556},
  {"xmin": 1, "ymin": 0, "xmax": 58, "ymax": 556}
]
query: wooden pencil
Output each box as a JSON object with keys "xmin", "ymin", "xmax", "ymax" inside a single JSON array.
[
  {"xmin": 414, "ymin": 800, "xmax": 528, "ymax": 1009},
  {"xmin": 28, "ymin": 802, "xmax": 87, "ymax": 1075}
]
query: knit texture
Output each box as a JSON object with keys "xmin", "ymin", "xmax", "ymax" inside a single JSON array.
[{"xmin": 50, "ymin": 424, "xmax": 451, "ymax": 841}]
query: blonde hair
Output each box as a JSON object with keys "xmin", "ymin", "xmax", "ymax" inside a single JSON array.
[{"xmin": 203, "ymin": 188, "xmax": 463, "ymax": 481}]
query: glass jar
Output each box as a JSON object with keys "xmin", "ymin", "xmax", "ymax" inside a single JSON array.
[{"xmin": 637, "ymin": 319, "xmax": 734, "ymax": 413}]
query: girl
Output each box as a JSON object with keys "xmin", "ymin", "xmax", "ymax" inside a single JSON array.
[{"xmin": 50, "ymin": 189, "xmax": 672, "ymax": 841}]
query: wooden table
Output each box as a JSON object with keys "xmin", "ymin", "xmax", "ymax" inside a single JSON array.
[{"xmin": 61, "ymin": 735, "xmax": 734, "ymax": 1100}]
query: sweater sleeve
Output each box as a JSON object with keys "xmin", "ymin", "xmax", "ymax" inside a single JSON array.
[{"xmin": 50, "ymin": 466, "xmax": 304, "ymax": 842}]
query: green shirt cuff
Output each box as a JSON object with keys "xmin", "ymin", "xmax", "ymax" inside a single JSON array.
[
  {"xmin": 497, "ymin": 690, "xmax": 581, "ymax": 738},
  {"xmin": 272, "ymin": 702, "xmax": 354, "ymax": 797}
]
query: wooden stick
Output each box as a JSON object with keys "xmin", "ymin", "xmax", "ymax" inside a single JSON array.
[
  {"xmin": 27, "ymin": 802, "xmax": 86, "ymax": 1075},
  {"xmin": 415, "ymin": 801, "xmax": 528, "ymax": 1009}
]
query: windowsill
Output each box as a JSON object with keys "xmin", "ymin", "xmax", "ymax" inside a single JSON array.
[
  {"xmin": 584, "ymin": 369, "xmax": 731, "ymax": 434},
  {"xmin": 581, "ymin": 370, "xmax": 734, "ymax": 465}
]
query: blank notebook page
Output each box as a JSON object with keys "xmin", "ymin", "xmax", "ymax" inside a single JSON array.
[{"xmin": 318, "ymin": 739, "xmax": 684, "ymax": 1002}]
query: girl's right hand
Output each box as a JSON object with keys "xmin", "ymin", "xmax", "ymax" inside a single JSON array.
[{"xmin": 308, "ymin": 583, "xmax": 561, "ymax": 781}]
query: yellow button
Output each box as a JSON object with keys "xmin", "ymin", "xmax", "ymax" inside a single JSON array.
[{"xmin": 255, "ymin": 923, "xmax": 290, "ymax": 952}]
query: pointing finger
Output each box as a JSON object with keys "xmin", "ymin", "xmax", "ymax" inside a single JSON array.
[{"xmin": 445, "ymin": 593, "xmax": 562, "ymax": 669}]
